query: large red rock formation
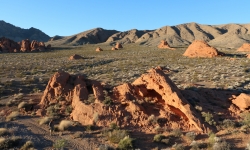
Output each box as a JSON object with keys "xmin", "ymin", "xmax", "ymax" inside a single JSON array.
[
  {"xmin": 38, "ymin": 68, "xmax": 210, "ymax": 133},
  {"xmin": 0, "ymin": 37, "xmax": 20, "ymax": 52},
  {"xmin": 237, "ymin": 43, "xmax": 250, "ymax": 52},
  {"xmin": 158, "ymin": 40, "xmax": 175, "ymax": 50},
  {"xmin": 115, "ymin": 42, "xmax": 123, "ymax": 49},
  {"xmin": 183, "ymin": 40, "xmax": 224, "ymax": 58}
]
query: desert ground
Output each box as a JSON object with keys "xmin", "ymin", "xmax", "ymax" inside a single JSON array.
[{"xmin": 1, "ymin": 43, "xmax": 250, "ymax": 150}]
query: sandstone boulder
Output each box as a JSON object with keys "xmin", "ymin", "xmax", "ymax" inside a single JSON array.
[
  {"xmin": 237, "ymin": 43, "xmax": 250, "ymax": 52},
  {"xmin": 20, "ymin": 39, "xmax": 31, "ymax": 52},
  {"xmin": 30, "ymin": 40, "xmax": 39, "ymax": 51},
  {"xmin": 115, "ymin": 42, "xmax": 123, "ymax": 49},
  {"xmin": 96, "ymin": 47, "xmax": 103, "ymax": 52},
  {"xmin": 69, "ymin": 54, "xmax": 84, "ymax": 60},
  {"xmin": 111, "ymin": 47, "xmax": 118, "ymax": 50},
  {"xmin": 232, "ymin": 93, "xmax": 250, "ymax": 110},
  {"xmin": 0, "ymin": 37, "xmax": 20, "ymax": 52},
  {"xmin": 183, "ymin": 40, "xmax": 224, "ymax": 58},
  {"xmin": 158, "ymin": 40, "xmax": 175, "ymax": 50}
]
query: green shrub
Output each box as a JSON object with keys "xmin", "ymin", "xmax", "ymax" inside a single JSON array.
[
  {"xmin": 85, "ymin": 125, "xmax": 94, "ymax": 131},
  {"xmin": 171, "ymin": 128, "xmax": 182, "ymax": 138},
  {"xmin": 153, "ymin": 134, "xmax": 164, "ymax": 142},
  {"xmin": 201, "ymin": 112, "xmax": 216, "ymax": 125},
  {"xmin": 185, "ymin": 131, "xmax": 196, "ymax": 141},
  {"xmin": 222, "ymin": 119, "xmax": 235, "ymax": 129},
  {"xmin": 106, "ymin": 129, "xmax": 128, "ymax": 144},
  {"xmin": 118, "ymin": 136, "xmax": 134, "ymax": 150},
  {"xmin": 109, "ymin": 123, "xmax": 119, "ymax": 130},
  {"xmin": 53, "ymin": 139, "xmax": 66, "ymax": 149},
  {"xmin": 240, "ymin": 112, "xmax": 250, "ymax": 126}
]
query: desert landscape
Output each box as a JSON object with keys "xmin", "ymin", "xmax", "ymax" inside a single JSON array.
[{"xmin": 1, "ymin": 20, "xmax": 250, "ymax": 150}]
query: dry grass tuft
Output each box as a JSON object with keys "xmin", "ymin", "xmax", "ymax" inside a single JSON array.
[
  {"xmin": 18, "ymin": 101, "xmax": 27, "ymax": 109},
  {"xmin": 6, "ymin": 111, "xmax": 19, "ymax": 121},
  {"xmin": 58, "ymin": 120, "xmax": 73, "ymax": 131},
  {"xmin": 0, "ymin": 128, "xmax": 8, "ymax": 136},
  {"xmin": 38, "ymin": 117, "xmax": 51, "ymax": 125}
]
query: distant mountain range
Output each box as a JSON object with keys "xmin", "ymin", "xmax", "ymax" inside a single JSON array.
[
  {"xmin": 1, "ymin": 20, "xmax": 250, "ymax": 48},
  {"xmin": 0, "ymin": 20, "xmax": 50, "ymax": 42}
]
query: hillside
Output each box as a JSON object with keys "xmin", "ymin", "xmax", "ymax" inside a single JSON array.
[
  {"xmin": 47, "ymin": 22, "xmax": 250, "ymax": 48},
  {"xmin": 0, "ymin": 20, "xmax": 50, "ymax": 42}
]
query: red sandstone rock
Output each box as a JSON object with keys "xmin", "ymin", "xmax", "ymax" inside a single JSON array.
[
  {"xmin": 115, "ymin": 42, "xmax": 123, "ymax": 49},
  {"xmin": 158, "ymin": 40, "xmax": 175, "ymax": 50},
  {"xmin": 232, "ymin": 93, "xmax": 250, "ymax": 110},
  {"xmin": 0, "ymin": 37, "xmax": 20, "ymax": 52},
  {"xmin": 111, "ymin": 47, "xmax": 118, "ymax": 50},
  {"xmin": 69, "ymin": 54, "xmax": 83, "ymax": 60},
  {"xmin": 30, "ymin": 40, "xmax": 39, "ymax": 51},
  {"xmin": 183, "ymin": 40, "xmax": 224, "ymax": 58},
  {"xmin": 237, "ymin": 43, "xmax": 250, "ymax": 52},
  {"xmin": 96, "ymin": 47, "xmax": 103, "ymax": 52},
  {"xmin": 20, "ymin": 39, "xmax": 31, "ymax": 52}
]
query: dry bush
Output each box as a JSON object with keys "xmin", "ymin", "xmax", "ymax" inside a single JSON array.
[
  {"xmin": 58, "ymin": 120, "xmax": 73, "ymax": 131},
  {"xmin": 118, "ymin": 136, "xmax": 134, "ymax": 150},
  {"xmin": 38, "ymin": 117, "xmax": 51, "ymax": 125},
  {"xmin": 18, "ymin": 101, "xmax": 27, "ymax": 109},
  {"xmin": 6, "ymin": 111, "xmax": 19, "ymax": 121},
  {"xmin": 0, "ymin": 128, "xmax": 8, "ymax": 136},
  {"xmin": 0, "ymin": 137, "xmax": 5, "ymax": 145},
  {"xmin": 20, "ymin": 140, "xmax": 34, "ymax": 150},
  {"xmin": 147, "ymin": 114, "xmax": 157, "ymax": 125}
]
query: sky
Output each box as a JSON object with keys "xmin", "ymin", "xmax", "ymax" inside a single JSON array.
[{"xmin": 1, "ymin": 0, "xmax": 249, "ymax": 37}]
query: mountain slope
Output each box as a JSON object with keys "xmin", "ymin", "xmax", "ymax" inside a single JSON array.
[
  {"xmin": 47, "ymin": 22, "xmax": 250, "ymax": 48},
  {"xmin": 0, "ymin": 20, "xmax": 50, "ymax": 42}
]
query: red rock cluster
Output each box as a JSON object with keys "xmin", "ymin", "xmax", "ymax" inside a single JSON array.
[
  {"xmin": 183, "ymin": 40, "xmax": 224, "ymax": 58},
  {"xmin": 69, "ymin": 54, "xmax": 84, "ymax": 60},
  {"xmin": 37, "ymin": 68, "xmax": 212, "ymax": 133},
  {"xmin": 0, "ymin": 37, "xmax": 51, "ymax": 53},
  {"xmin": 96, "ymin": 47, "xmax": 103, "ymax": 52},
  {"xmin": 158, "ymin": 40, "xmax": 175, "ymax": 50}
]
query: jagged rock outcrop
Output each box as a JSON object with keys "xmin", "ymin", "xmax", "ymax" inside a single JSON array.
[
  {"xmin": 69, "ymin": 54, "xmax": 84, "ymax": 60},
  {"xmin": 183, "ymin": 40, "xmax": 224, "ymax": 58},
  {"xmin": 232, "ymin": 93, "xmax": 250, "ymax": 110},
  {"xmin": 96, "ymin": 47, "xmax": 103, "ymax": 52},
  {"xmin": 111, "ymin": 47, "xmax": 118, "ymax": 50},
  {"xmin": 0, "ymin": 37, "xmax": 20, "ymax": 52},
  {"xmin": 38, "ymin": 68, "xmax": 210, "ymax": 133},
  {"xmin": 20, "ymin": 39, "xmax": 31, "ymax": 52},
  {"xmin": 237, "ymin": 43, "xmax": 250, "ymax": 52},
  {"xmin": 157, "ymin": 40, "xmax": 175, "ymax": 50},
  {"xmin": 115, "ymin": 42, "xmax": 123, "ymax": 49}
]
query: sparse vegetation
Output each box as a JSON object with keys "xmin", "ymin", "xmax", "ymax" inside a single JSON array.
[
  {"xmin": 185, "ymin": 131, "xmax": 196, "ymax": 141},
  {"xmin": 20, "ymin": 140, "xmax": 34, "ymax": 150},
  {"xmin": 53, "ymin": 139, "xmax": 67, "ymax": 150},
  {"xmin": 153, "ymin": 134, "xmax": 164, "ymax": 142},
  {"xmin": 118, "ymin": 136, "xmax": 134, "ymax": 150},
  {"xmin": 201, "ymin": 112, "xmax": 216, "ymax": 126},
  {"xmin": 58, "ymin": 120, "xmax": 73, "ymax": 131},
  {"xmin": 171, "ymin": 128, "xmax": 182, "ymax": 138},
  {"xmin": 38, "ymin": 117, "xmax": 51, "ymax": 125},
  {"xmin": 0, "ymin": 128, "xmax": 8, "ymax": 136},
  {"xmin": 6, "ymin": 111, "xmax": 19, "ymax": 121}
]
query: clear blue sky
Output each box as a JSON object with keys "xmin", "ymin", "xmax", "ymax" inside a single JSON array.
[{"xmin": 1, "ymin": 0, "xmax": 249, "ymax": 37}]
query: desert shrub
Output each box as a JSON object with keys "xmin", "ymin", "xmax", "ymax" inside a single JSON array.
[
  {"xmin": 0, "ymin": 128, "xmax": 8, "ymax": 136},
  {"xmin": 93, "ymin": 112, "xmax": 99, "ymax": 124},
  {"xmin": 53, "ymin": 139, "xmax": 66, "ymax": 149},
  {"xmin": 147, "ymin": 114, "xmax": 157, "ymax": 125},
  {"xmin": 213, "ymin": 140, "xmax": 231, "ymax": 150},
  {"xmin": 172, "ymin": 143, "xmax": 184, "ymax": 150},
  {"xmin": 195, "ymin": 105, "xmax": 203, "ymax": 111},
  {"xmin": 208, "ymin": 133, "xmax": 216, "ymax": 147},
  {"xmin": 117, "ymin": 136, "xmax": 134, "ymax": 150},
  {"xmin": 58, "ymin": 120, "xmax": 73, "ymax": 131},
  {"xmin": 6, "ymin": 111, "xmax": 19, "ymax": 121},
  {"xmin": 185, "ymin": 131, "xmax": 196, "ymax": 141},
  {"xmin": 98, "ymin": 144, "xmax": 113, "ymax": 150},
  {"xmin": 153, "ymin": 134, "xmax": 164, "ymax": 142},
  {"xmin": 190, "ymin": 141, "xmax": 199, "ymax": 150},
  {"xmin": 105, "ymin": 129, "xmax": 128, "ymax": 144},
  {"xmin": 14, "ymin": 93, "xmax": 24, "ymax": 100},
  {"xmin": 65, "ymin": 105, "xmax": 73, "ymax": 115},
  {"xmin": 38, "ymin": 117, "xmax": 51, "ymax": 125},
  {"xmin": 18, "ymin": 101, "xmax": 27, "ymax": 109},
  {"xmin": 221, "ymin": 119, "xmax": 235, "ymax": 129},
  {"xmin": 103, "ymin": 96, "xmax": 113, "ymax": 106},
  {"xmin": 20, "ymin": 140, "xmax": 34, "ymax": 150},
  {"xmin": 0, "ymin": 136, "xmax": 21, "ymax": 149},
  {"xmin": 240, "ymin": 112, "xmax": 250, "ymax": 126},
  {"xmin": 171, "ymin": 128, "xmax": 182, "ymax": 138},
  {"xmin": 46, "ymin": 105, "xmax": 59, "ymax": 118},
  {"xmin": 85, "ymin": 125, "xmax": 94, "ymax": 131},
  {"xmin": 6, "ymin": 99, "xmax": 16, "ymax": 107},
  {"xmin": 109, "ymin": 123, "xmax": 119, "ymax": 130},
  {"xmin": 201, "ymin": 112, "xmax": 216, "ymax": 125},
  {"xmin": 246, "ymin": 141, "xmax": 250, "ymax": 150}
]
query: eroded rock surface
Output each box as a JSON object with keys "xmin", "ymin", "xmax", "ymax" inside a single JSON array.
[
  {"xmin": 96, "ymin": 47, "xmax": 103, "ymax": 51},
  {"xmin": 69, "ymin": 54, "xmax": 84, "ymax": 60},
  {"xmin": 232, "ymin": 93, "xmax": 250, "ymax": 110},
  {"xmin": 183, "ymin": 40, "xmax": 224, "ymax": 58},
  {"xmin": 0, "ymin": 37, "xmax": 20, "ymax": 52},
  {"xmin": 115, "ymin": 42, "xmax": 123, "ymax": 49}
]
